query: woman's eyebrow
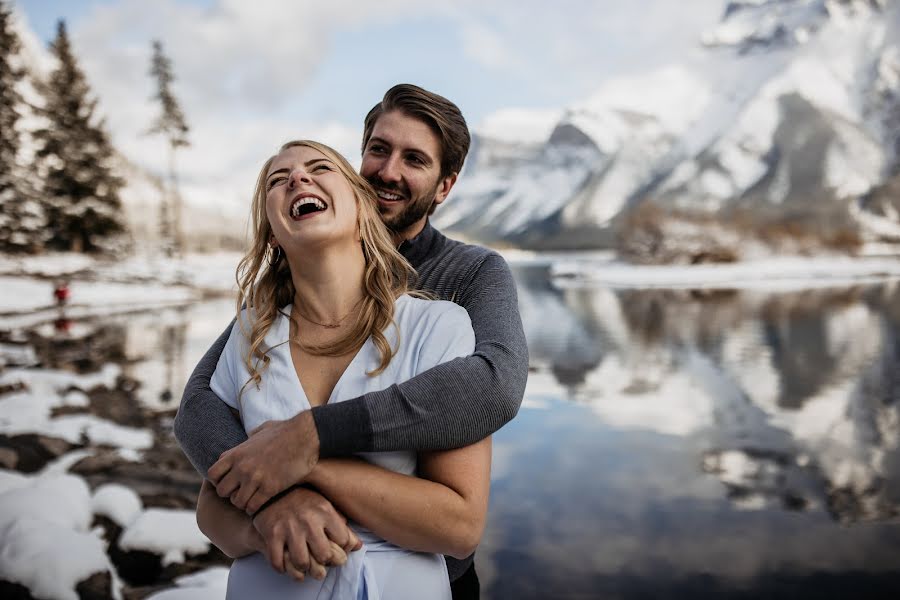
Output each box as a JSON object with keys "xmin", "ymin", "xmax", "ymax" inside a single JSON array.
[
  {"xmin": 267, "ymin": 158, "xmax": 333, "ymax": 181},
  {"xmin": 266, "ymin": 167, "xmax": 289, "ymax": 181}
]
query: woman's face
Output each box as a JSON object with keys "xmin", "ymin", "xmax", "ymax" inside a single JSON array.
[{"xmin": 264, "ymin": 145, "xmax": 359, "ymax": 253}]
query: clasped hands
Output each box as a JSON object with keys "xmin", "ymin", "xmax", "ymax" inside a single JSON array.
[{"xmin": 208, "ymin": 410, "xmax": 360, "ymax": 581}]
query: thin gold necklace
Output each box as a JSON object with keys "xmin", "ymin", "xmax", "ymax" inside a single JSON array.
[{"xmin": 292, "ymin": 296, "xmax": 365, "ymax": 329}]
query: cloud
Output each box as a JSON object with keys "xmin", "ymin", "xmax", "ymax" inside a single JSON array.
[
  {"xmin": 20, "ymin": 0, "xmax": 728, "ymax": 220},
  {"xmin": 44, "ymin": 0, "xmax": 419, "ymax": 213},
  {"xmin": 460, "ymin": 21, "xmax": 520, "ymax": 71}
]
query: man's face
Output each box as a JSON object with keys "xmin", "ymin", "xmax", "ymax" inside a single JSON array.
[{"xmin": 360, "ymin": 110, "xmax": 456, "ymax": 239}]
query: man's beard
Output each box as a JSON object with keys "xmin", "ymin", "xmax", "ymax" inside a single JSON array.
[{"xmin": 375, "ymin": 180, "xmax": 440, "ymax": 235}]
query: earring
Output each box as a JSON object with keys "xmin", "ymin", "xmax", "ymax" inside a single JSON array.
[{"xmin": 267, "ymin": 245, "xmax": 282, "ymax": 266}]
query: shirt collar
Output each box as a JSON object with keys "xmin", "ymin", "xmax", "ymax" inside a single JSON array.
[{"xmin": 398, "ymin": 220, "xmax": 436, "ymax": 266}]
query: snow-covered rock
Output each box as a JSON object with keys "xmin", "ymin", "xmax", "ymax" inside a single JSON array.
[{"xmin": 119, "ymin": 508, "xmax": 210, "ymax": 566}]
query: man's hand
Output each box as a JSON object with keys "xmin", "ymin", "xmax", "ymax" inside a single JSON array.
[
  {"xmin": 252, "ymin": 486, "xmax": 362, "ymax": 580},
  {"xmin": 208, "ymin": 410, "xmax": 320, "ymax": 514}
]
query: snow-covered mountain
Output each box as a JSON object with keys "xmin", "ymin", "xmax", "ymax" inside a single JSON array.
[{"xmin": 437, "ymin": 0, "xmax": 900, "ymax": 251}]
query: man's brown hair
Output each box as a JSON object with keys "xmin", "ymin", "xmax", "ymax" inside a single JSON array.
[{"xmin": 362, "ymin": 83, "xmax": 471, "ymax": 179}]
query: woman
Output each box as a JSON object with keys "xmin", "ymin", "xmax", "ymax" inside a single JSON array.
[{"xmin": 195, "ymin": 140, "xmax": 491, "ymax": 599}]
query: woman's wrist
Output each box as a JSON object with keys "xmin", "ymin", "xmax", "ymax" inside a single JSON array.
[
  {"xmin": 245, "ymin": 522, "xmax": 265, "ymax": 554},
  {"xmin": 305, "ymin": 461, "xmax": 328, "ymax": 489}
]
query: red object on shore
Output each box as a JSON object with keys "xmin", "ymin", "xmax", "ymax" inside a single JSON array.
[{"xmin": 53, "ymin": 283, "xmax": 71, "ymax": 305}]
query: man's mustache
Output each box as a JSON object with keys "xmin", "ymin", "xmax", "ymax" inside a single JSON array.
[{"xmin": 366, "ymin": 176, "xmax": 409, "ymax": 198}]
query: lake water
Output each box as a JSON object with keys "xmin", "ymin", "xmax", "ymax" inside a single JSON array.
[{"xmin": 26, "ymin": 262, "xmax": 900, "ymax": 599}]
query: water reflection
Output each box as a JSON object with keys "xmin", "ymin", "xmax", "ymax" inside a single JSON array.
[
  {"xmin": 487, "ymin": 264, "xmax": 900, "ymax": 597},
  {"xmin": 12, "ymin": 299, "xmax": 235, "ymax": 412}
]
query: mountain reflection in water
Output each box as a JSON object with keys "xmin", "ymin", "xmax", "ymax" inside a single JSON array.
[{"xmin": 483, "ymin": 264, "xmax": 900, "ymax": 599}]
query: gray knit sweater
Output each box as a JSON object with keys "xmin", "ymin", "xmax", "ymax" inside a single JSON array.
[{"xmin": 174, "ymin": 222, "xmax": 529, "ymax": 581}]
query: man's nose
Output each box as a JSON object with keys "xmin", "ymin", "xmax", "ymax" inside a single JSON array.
[{"xmin": 378, "ymin": 154, "xmax": 402, "ymax": 183}]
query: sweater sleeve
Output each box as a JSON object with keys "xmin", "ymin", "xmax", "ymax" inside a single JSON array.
[
  {"xmin": 311, "ymin": 252, "xmax": 529, "ymax": 455},
  {"xmin": 173, "ymin": 319, "xmax": 250, "ymax": 476}
]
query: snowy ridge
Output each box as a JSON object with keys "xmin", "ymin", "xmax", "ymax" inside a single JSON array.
[{"xmin": 436, "ymin": 0, "xmax": 900, "ymax": 251}]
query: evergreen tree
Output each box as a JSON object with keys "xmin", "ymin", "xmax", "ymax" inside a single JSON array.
[
  {"xmin": 0, "ymin": 0, "xmax": 44, "ymax": 253},
  {"xmin": 148, "ymin": 39, "xmax": 189, "ymax": 255},
  {"xmin": 33, "ymin": 20, "xmax": 125, "ymax": 253}
]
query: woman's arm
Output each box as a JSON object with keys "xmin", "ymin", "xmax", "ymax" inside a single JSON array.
[
  {"xmin": 306, "ymin": 436, "xmax": 491, "ymax": 560},
  {"xmin": 196, "ymin": 479, "xmax": 264, "ymax": 559}
]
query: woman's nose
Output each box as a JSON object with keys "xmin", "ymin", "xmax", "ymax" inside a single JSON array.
[{"xmin": 288, "ymin": 170, "xmax": 311, "ymax": 188}]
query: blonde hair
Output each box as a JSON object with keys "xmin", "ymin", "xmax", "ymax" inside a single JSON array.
[{"xmin": 235, "ymin": 140, "xmax": 414, "ymax": 390}]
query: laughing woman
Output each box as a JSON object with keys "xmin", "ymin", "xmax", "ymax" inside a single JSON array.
[{"xmin": 195, "ymin": 140, "xmax": 490, "ymax": 599}]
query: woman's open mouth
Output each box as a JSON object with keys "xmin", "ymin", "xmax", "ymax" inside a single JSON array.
[{"xmin": 290, "ymin": 195, "xmax": 328, "ymax": 220}]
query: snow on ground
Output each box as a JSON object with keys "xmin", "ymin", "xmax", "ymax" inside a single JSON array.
[
  {"xmin": 0, "ymin": 251, "xmax": 242, "ymax": 314},
  {"xmin": 552, "ymin": 255, "xmax": 900, "ymax": 290},
  {"xmin": 0, "ymin": 518, "xmax": 116, "ymax": 600},
  {"xmin": 0, "ymin": 365, "xmax": 153, "ymax": 450},
  {"xmin": 146, "ymin": 567, "xmax": 230, "ymax": 600},
  {"xmin": 0, "ymin": 253, "xmax": 96, "ymax": 277},
  {"xmin": 0, "ymin": 276, "xmax": 197, "ymax": 314},
  {"xmin": 0, "ymin": 347, "xmax": 214, "ymax": 599},
  {"xmin": 92, "ymin": 483, "xmax": 144, "ymax": 527},
  {"xmin": 119, "ymin": 508, "xmax": 210, "ymax": 565},
  {"xmin": 0, "ymin": 473, "xmax": 119, "ymax": 600}
]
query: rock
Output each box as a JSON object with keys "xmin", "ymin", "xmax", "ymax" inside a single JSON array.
[
  {"xmin": 110, "ymin": 546, "xmax": 165, "ymax": 587},
  {"xmin": 0, "ymin": 434, "xmax": 77, "ymax": 473},
  {"xmin": 0, "ymin": 579, "xmax": 34, "ymax": 599},
  {"xmin": 71, "ymin": 449, "xmax": 201, "ymax": 510},
  {"xmin": 75, "ymin": 571, "xmax": 113, "ymax": 600},
  {"xmin": 0, "ymin": 447, "xmax": 17, "ymax": 469}
]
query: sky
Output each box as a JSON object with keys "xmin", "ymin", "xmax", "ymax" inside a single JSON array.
[{"xmin": 15, "ymin": 0, "xmax": 725, "ymax": 215}]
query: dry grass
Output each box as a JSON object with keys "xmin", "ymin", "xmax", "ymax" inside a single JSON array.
[{"xmin": 617, "ymin": 200, "xmax": 863, "ymax": 264}]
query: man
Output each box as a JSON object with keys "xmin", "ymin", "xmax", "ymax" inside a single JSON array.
[{"xmin": 175, "ymin": 83, "xmax": 528, "ymax": 599}]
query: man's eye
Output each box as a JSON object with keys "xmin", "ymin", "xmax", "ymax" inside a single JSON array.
[
  {"xmin": 368, "ymin": 145, "xmax": 386, "ymax": 155},
  {"xmin": 407, "ymin": 155, "xmax": 425, "ymax": 165}
]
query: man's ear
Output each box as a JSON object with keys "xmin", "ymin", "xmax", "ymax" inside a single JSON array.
[{"xmin": 431, "ymin": 172, "xmax": 458, "ymax": 209}]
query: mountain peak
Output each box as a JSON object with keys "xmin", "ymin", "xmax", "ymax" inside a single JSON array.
[{"xmin": 701, "ymin": 0, "xmax": 885, "ymax": 53}]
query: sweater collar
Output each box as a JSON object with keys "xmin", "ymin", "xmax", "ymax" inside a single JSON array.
[{"xmin": 398, "ymin": 220, "xmax": 438, "ymax": 267}]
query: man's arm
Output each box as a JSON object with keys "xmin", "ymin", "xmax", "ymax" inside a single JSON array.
[
  {"xmin": 173, "ymin": 319, "xmax": 248, "ymax": 476},
  {"xmin": 314, "ymin": 251, "xmax": 528, "ymax": 455}
]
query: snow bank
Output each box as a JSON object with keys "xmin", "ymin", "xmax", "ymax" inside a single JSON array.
[
  {"xmin": 146, "ymin": 567, "xmax": 230, "ymax": 599},
  {"xmin": 0, "ymin": 518, "xmax": 112, "ymax": 600},
  {"xmin": 552, "ymin": 255, "xmax": 900, "ymax": 290},
  {"xmin": 0, "ymin": 363, "xmax": 153, "ymax": 449},
  {"xmin": 92, "ymin": 483, "xmax": 144, "ymax": 527},
  {"xmin": 0, "ymin": 276, "xmax": 197, "ymax": 314},
  {"xmin": 0, "ymin": 474, "xmax": 115, "ymax": 600},
  {"xmin": 119, "ymin": 508, "xmax": 210, "ymax": 565}
]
